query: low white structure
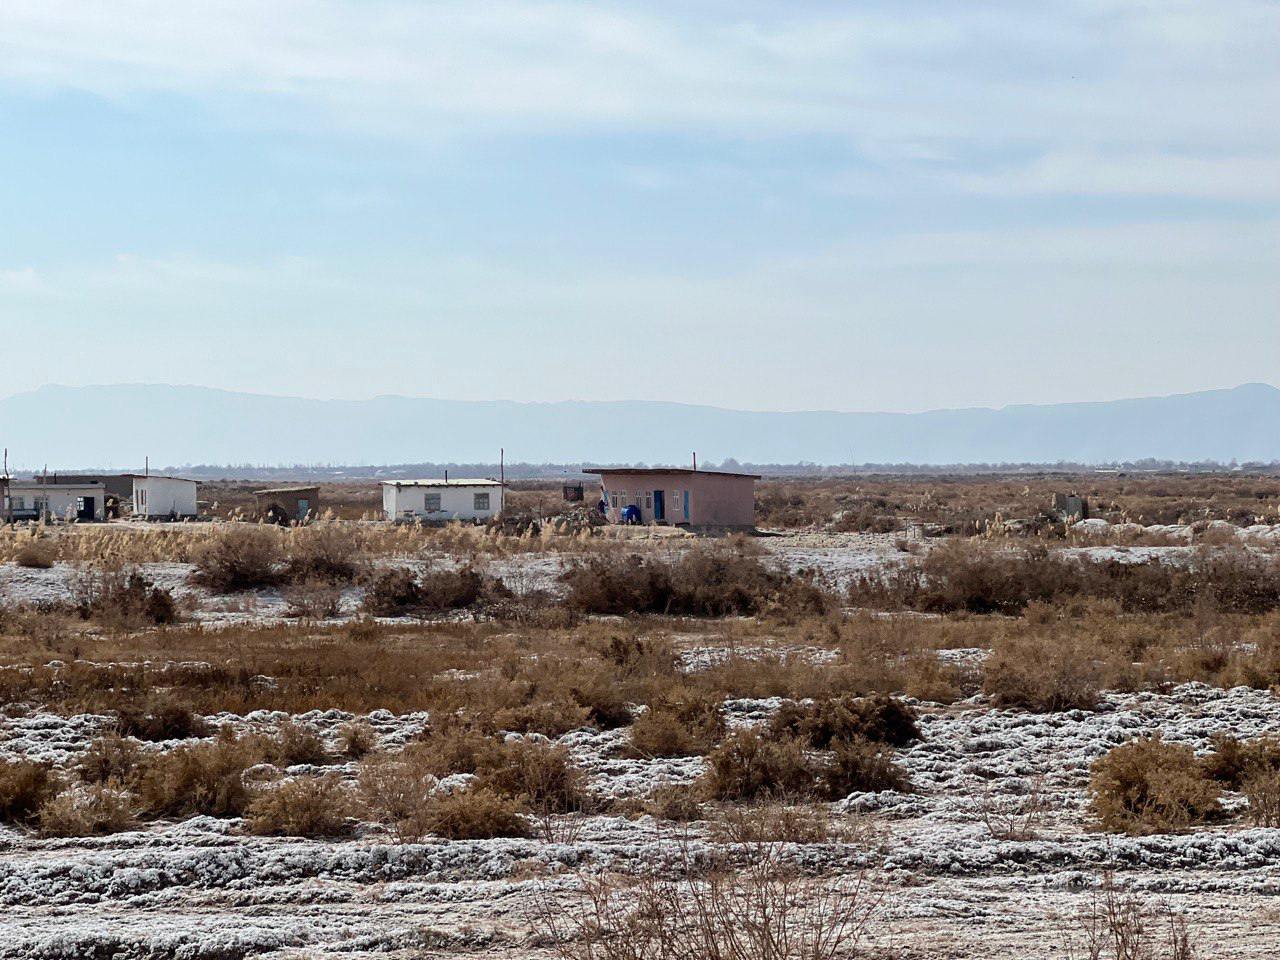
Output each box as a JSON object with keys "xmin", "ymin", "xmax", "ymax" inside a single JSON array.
[
  {"xmin": 382, "ymin": 479, "xmax": 504, "ymax": 522},
  {"xmin": 4, "ymin": 481, "xmax": 106, "ymax": 521},
  {"xmin": 129, "ymin": 475, "xmax": 198, "ymax": 519}
]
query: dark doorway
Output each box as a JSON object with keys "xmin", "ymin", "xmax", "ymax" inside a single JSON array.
[
  {"xmin": 653, "ymin": 490, "xmax": 665, "ymax": 522},
  {"xmin": 76, "ymin": 497, "xmax": 95, "ymax": 521}
]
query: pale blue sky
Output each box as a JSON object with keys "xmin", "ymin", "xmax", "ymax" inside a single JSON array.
[{"xmin": 1, "ymin": 1, "xmax": 1277, "ymax": 412}]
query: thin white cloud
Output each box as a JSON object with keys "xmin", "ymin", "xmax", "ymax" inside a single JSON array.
[
  {"xmin": 0, "ymin": 1, "xmax": 1276, "ymax": 170},
  {"xmin": 954, "ymin": 152, "xmax": 1280, "ymax": 201}
]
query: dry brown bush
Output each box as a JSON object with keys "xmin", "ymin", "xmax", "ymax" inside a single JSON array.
[
  {"xmin": 532, "ymin": 840, "xmax": 881, "ymax": 960},
  {"xmin": 284, "ymin": 525, "xmax": 362, "ymax": 582},
  {"xmin": 1089, "ymin": 737, "xmax": 1221, "ymax": 835},
  {"xmin": 282, "ymin": 578, "xmax": 343, "ymax": 619},
  {"xmin": 416, "ymin": 786, "xmax": 531, "ymax": 840},
  {"xmin": 36, "ymin": 780, "xmax": 137, "ymax": 838},
  {"xmin": 134, "ymin": 729, "xmax": 261, "ymax": 817},
  {"xmin": 701, "ymin": 730, "xmax": 816, "ymax": 802},
  {"xmin": 1061, "ymin": 872, "xmax": 1196, "ymax": 960},
  {"xmin": 69, "ymin": 569, "xmax": 180, "ymax": 628},
  {"xmin": 115, "ymin": 695, "xmax": 209, "ymax": 742},
  {"xmin": 1201, "ymin": 734, "xmax": 1280, "ymax": 788},
  {"xmin": 476, "ymin": 739, "xmax": 591, "ymax": 814},
  {"xmin": 563, "ymin": 546, "xmax": 831, "ymax": 618},
  {"xmin": 191, "ymin": 525, "xmax": 284, "ymax": 591},
  {"xmin": 853, "ymin": 541, "xmax": 1280, "ymax": 617},
  {"xmin": 361, "ymin": 565, "xmax": 501, "ymax": 616},
  {"xmin": 14, "ymin": 536, "xmax": 58, "ymax": 569},
  {"xmin": 77, "ymin": 734, "xmax": 143, "ymax": 784},
  {"xmin": 768, "ymin": 694, "xmax": 921, "ymax": 749},
  {"xmin": 642, "ymin": 785, "xmax": 704, "ymax": 823},
  {"xmin": 821, "ymin": 737, "xmax": 911, "ymax": 799},
  {"xmin": 336, "ymin": 720, "xmax": 377, "ymax": 759},
  {"xmin": 711, "ymin": 803, "xmax": 834, "ymax": 844},
  {"xmin": 357, "ymin": 751, "xmax": 439, "ymax": 842},
  {"xmin": 626, "ymin": 695, "xmax": 723, "ymax": 759},
  {"xmin": 404, "ymin": 725, "xmax": 500, "ymax": 778},
  {"xmin": 0, "ymin": 759, "xmax": 59, "ymax": 823},
  {"xmin": 983, "ymin": 634, "xmax": 1105, "ymax": 712},
  {"xmin": 1243, "ymin": 770, "xmax": 1280, "ymax": 828},
  {"xmin": 977, "ymin": 776, "xmax": 1049, "ymax": 841},
  {"xmin": 244, "ymin": 775, "xmax": 355, "ymax": 837},
  {"xmin": 261, "ymin": 721, "xmax": 330, "ymax": 767}
]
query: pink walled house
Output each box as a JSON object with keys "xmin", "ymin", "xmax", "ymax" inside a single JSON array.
[{"xmin": 586, "ymin": 468, "xmax": 759, "ymax": 530}]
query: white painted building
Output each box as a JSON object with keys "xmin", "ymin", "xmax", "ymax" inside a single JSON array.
[
  {"xmin": 4, "ymin": 481, "xmax": 107, "ymax": 521},
  {"xmin": 129, "ymin": 475, "xmax": 199, "ymax": 519},
  {"xmin": 381, "ymin": 479, "xmax": 504, "ymax": 522}
]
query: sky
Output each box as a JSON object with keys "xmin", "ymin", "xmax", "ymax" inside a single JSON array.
[{"xmin": 0, "ymin": 0, "xmax": 1277, "ymax": 414}]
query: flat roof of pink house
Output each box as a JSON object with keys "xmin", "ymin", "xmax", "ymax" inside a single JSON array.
[{"xmin": 584, "ymin": 468, "xmax": 761, "ymax": 480}]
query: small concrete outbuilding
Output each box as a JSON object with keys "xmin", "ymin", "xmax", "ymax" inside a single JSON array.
[
  {"xmin": 586, "ymin": 468, "xmax": 760, "ymax": 530},
  {"xmin": 4, "ymin": 481, "xmax": 107, "ymax": 521},
  {"xmin": 382, "ymin": 479, "xmax": 504, "ymax": 522},
  {"xmin": 254, "ymin": 486, "xmax": 320, "ymax": 525},
  {"xmin": 129, "ymin": 475, "xmax": 199, "ymax": 519}
]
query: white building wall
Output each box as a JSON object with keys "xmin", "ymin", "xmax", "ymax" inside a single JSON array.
[
  {"xmin": 6, "ymin": 484, "xmax": 106, "ymax": 521},
  {"xmin": 383, "ymin": 484, "xmax": 503, "ymax": 521},
  {"xmin": 133, "ymin": 477, "xmax": 198, "ymax": 518}
]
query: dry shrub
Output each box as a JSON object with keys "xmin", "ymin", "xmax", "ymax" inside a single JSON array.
[
  {"xmin": 134, "ymin": 729, "xmax": 260, "ymax": 817},
  {"xmin": 71, "ymin": 569, "xmax": 180, "ymax": 627},
  {"xmin": 532, "ymin": 841, "xmax": 880, "ymax": 960},
  {"xmin": 0, "ymin": 760, "xmax": 59, "ymax": 823},
  {"xmin": 1061, "ymin": 872, "xmax": 1196, "ymax": 960},
  {"xmin": 115, "ymin": 696, "xmax": 209, "ymax": 742},
  {"xmin": 191, "ymin": 525, "xmax": 283, "ymax": 591},
  {"xmin": 336, "ymin": 720, "xmax": 377, "ymax": 759},
  {"xmin": 358, "ymin": 751, "xmax": 532, "ymax": 842},
  {"xmin": 643, "ymin": 785, "xmax": 704, "ymax": 823},
  {"xmin": 283, "ymin": 578, "xmax": 343, "ymax": 619},
  {"xmin": 821, "ymin": 737, "xmax": 911, "ymax": 799},
  {"xmin": 492, "ymin": 700, "xmax": 592, "ymax": 738},
  {"xmin": 362, "ymin": 565, "xmax": 499, "ymax": 616},
  {"xmin": 406, "ymin": 725, "xmax": 500, "ymax": 778},
  {"xmin": 262, "ymin": 721, "xmax": 330, "ymax": 767},
  {"xmin": 78, "ymin": 734, "xmax": 143, "ymax": 784},
  {"xmin": 627, "ymin": 696, "xmax": 723, "ymax": 758},
  {"xmin": 285, "ymin": 526, "xmax": 361, "ymax": 582},
  {"xmin": 476, "ymin": 739, "xmax": 591, "ymax": 814},
  {"xmin": 769, "ymin": 695, "xmax": 921, "ymax": 749},
  {"xmin": 1089, "ymin": 737, "xmax": 1220, "ymax": 835},
  {"xmin": 1201, "ymin": 734, "xmax": 1280, "ymax": 788},
  {"xmin": 983, "ymin": 634, "xmax": 1104, "ymax": 712},
  {"xmin": 711, "ymin": 803, "xmax": 833, "ymax": 844},
  {"xmin": 1243, "ymin": 770, "xmax": 1280, "ymax": 827},
  {"xmin": 416, "ymin": 786, "xmax": 531, "ymax": 840},
  {"xmin": 14, "ymin": 536, "xmax": 58, "ymax": 569},
  {"xmin": 563, "ymin": 546, "xmax": 831, "ymax": 618},
  {"xmin": 36, "ymin": 780, "xmax": 137, "ymax": 838},
  {"xmin": 701, "ymin": 730, "xmax": 816, "ymax": 802},
  {"xmin": 244, "ymin": 775, "xmax": 355, "ymax": 837},
  {"xmin": 358, "ymin": 751, "xmax": 439, "ymax": 842},
  {"xmin": 977, "ymin": 777, "xmax": 1048, "ymax": 841},
  {"xmin": 854, "ymin": 540, "xmax": 1280, "ymax": 616}
]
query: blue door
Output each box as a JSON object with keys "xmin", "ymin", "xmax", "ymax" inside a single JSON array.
[{"xmin": 653, "ymin": 490, "xmax": 665, "ymax": 522}]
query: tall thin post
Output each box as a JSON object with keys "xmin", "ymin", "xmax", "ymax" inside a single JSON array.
[{"xmin": 693, "ymin": 452, "xmax": 697, "ymax": 471}]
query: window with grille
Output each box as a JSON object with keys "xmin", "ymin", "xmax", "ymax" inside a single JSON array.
[
  {"xmin": 474, "ymin": 492, "xmax": 491, "ymax": 511},
  {"xmin": 424, "ymin": 493, "xmax": 441, "ymax": 511}
]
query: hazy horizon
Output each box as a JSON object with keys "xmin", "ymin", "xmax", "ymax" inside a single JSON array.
[{"xmin": 6, "ymin": 378, "xmax": 1279, "ymax": 418}]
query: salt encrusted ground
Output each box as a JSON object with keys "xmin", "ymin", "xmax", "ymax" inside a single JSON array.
[{"xmin": 5, "ymin": 681, "xmax": 1280, "ymax": 957}]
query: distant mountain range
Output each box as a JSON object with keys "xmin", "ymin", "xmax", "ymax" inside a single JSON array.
[{"xmin": 2, "ymin": 382, "xmax": 1279, "ymax": 471}]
